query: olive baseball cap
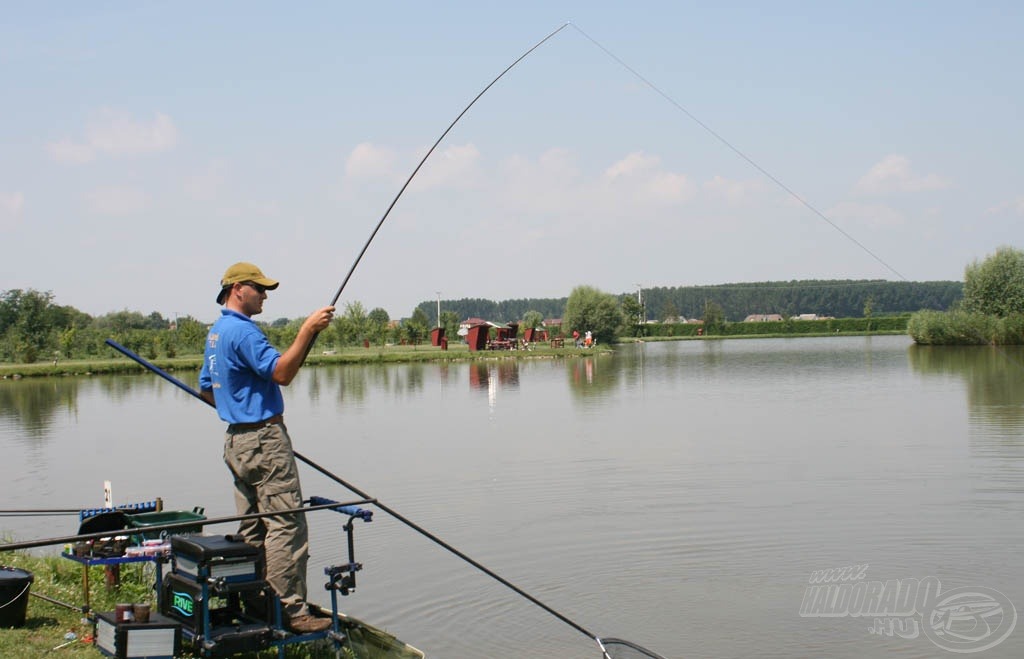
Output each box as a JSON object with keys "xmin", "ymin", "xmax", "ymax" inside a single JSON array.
[{"xmin": 216, "ymin": 262, "xmax": 279, "ymax": 304}]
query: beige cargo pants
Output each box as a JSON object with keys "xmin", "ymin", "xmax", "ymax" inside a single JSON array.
[{"xmin": 223, "ymin": 421, "xmax": 310, "ymax": 619}]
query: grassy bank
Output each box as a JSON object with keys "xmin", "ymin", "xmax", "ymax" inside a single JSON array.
[
  {"xmin": 0, "ymin": 342, "xmax": 608, "ymax": 379},
  {"xmin": 0, "ymin": 331, "xmax": 912, "ymax": 379}
]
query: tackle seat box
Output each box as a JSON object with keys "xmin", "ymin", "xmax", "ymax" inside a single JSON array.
[
  {"xmin": 161, "ymin": 572, "xmax": 273, "ymax": 656},
  {"xmin": 171, "ymin": 534, "xmax": 260, "ymax": 583},
  {"xmin": 94, "ymin": 611, "xmax": 181, "ymax": 659}
]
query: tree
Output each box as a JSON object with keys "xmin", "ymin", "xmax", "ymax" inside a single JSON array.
[
  {"xmin": 620, "ymin": 295, "xmax": 643, "ymax": 335},
  {"xmin": 405, "ymin": 307, "xmax": 430, "ymax": 344},
  {"xmin": 521, "ymin": 310, "xmax": 544, "ymax": 331},
  {"xmin": 58, "ymin": 327, "xmax": 78, "ymax": 358},
  {"xmin": 266, "ymin": 319, "xmax": 300, "ymax": 351},
  {"xmin": 440, "ymin": 310, "xmax": 461, "ymax": 343},
  {"xmin": 367, "ymin": 307, "xmax": 390, "ymax": 325},
  {"xmin": 174, "ymin": 317, "xmax": 208, "ymax": 355},
  {"xmin": 1, "ymin": 289, "xmax": 56, "ymax": 362},
  {"xmin": 336, "ymin": 301, "xmax": 369, "ymax": 346},
  {"xmin": 367, "ymin": 308, "xmax": 391, "ymax": 346},
  {"xmin": 563, "ymin": 286, "xmax": 623, "ymax": 345},
  {"xmin": 145, "ymin": 311, "xmax": 169, "ymax": 330},
  {"xmin": 962, "ymin": 246, "xmax": 1024, "ymax": 317},
  {"xmin": 661, "ymin": 299, "xmax": 680, "ymax": 322},
  {"xmin": 702, "ymin": 300, "xmax": 725, "ymax": 334}
]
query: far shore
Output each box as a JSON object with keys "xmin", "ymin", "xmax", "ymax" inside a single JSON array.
[{"xmin": 0, "ymin": 330, "xmax": 907, "ymax": 379}]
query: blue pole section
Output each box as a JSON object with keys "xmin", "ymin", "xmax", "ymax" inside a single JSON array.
[{"xmin": 104, "ymin": 339, "xmax": 212, "ymax": 407}]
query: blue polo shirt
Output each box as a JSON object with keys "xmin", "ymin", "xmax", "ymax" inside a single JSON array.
[{"xmin": 199, "ymin": 308, "xmax": 284, "ymax": 424}]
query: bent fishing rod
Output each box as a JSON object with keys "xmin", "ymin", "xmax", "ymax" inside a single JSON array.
[
  {"xmin": 104, "ymin": 338, "xmax": 668, "ymax": 659},
  {"xmin": 299, "ymin": 23, "xmax": 570, "ymax": 362}
]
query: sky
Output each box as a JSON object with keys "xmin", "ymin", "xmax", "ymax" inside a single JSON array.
[{"xmin": 1, "ymin": 2, "xmax": 1021, "ymax": 323}]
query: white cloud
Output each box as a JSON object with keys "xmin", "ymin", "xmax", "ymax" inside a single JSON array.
[
  {"xmin": 0, "ymin": 191, "xmax": 25, "ymax": 229},
  {"xmin": 344, "ymin": 142, "xmax": 397, "ymax": 178},
  {"xmin": 604, "ymin": 151, "xmax": 659, "ymax": 179},
  {"xmin": 647, "ymin": 172, "xmax": 697, "ymax": 203},
  {"xmin": 411, "ymin": 143, "xmax": 480, "ymax": 191},
  {"xmin": 494, "ymin": 149, "xmax": 582, "ymax": 217},
  {"xmin": 603, "ymin": 151, "xmax": 696, "ymax": 205},
  {"xmin": 47, "ymin": 140, "xmax": 96, "ymax": 164},
  {"xmin": 537, "ymin": 147, "xmax": 577, "ymax": 177},
  {"xmin": 986, "ymin": 197, "xmax": 1024, "ymax": 216},
  {"xmin": 702, "ymin": 175, "xmax": 767, "ymax": 204},
  {"xmin": 85, "ymin": 186, "xmax": 150, "ymax": 216},
  {"xmin": 48, "ymin": 109, "xmax": 178, "ymax": 164},
  {"xmin": 856, "ymin": 154, "xmax": 951, "ymax": 194},
  {"xmin": 827, "ymin": 201, "xmax": 904, "ymax": 227}
]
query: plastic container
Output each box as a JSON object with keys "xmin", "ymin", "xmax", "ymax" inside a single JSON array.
[
  {"xmin": 115, "ymin": 602, "xmax": 134, "ymax": 623},
  {"xmin": 0, "ymin": 566, "xmax": 33, "ymax": 627},
  {"xmin": 127, "ymin": 510, "xmax": 206, "ymax": 542},
  {"xmin": 133, "ymin": 602, "xmax": 151, "ymax": 623}
]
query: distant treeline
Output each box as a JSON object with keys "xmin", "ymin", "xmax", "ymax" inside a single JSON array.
[
  {"xmin": 416, "ymin": 297, "xmax": 569, "ymax": 324},
  {"xmin": 417, "ymin": 280, "xmax": 963, "ymax": 324},
  {"xmin": 0, "ymin": 279, "xmax": 964, "ymax": 364}
]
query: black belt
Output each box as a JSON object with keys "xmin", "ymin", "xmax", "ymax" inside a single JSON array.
[{"xmin": 228, "ymin": 414, "xmax": 283, "ymax": 432}]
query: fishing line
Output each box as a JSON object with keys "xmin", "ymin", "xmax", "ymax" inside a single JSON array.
[
  {"xmin": 572, "ymin": 28, "xmax": 1021, "ymax": 366},
  {"xmin": 102, "ymin": 340, "xmax": 666, "ymax": 658},
  {"xmin": 567, "ymin": 22, "xmax": 908, "ymax": 282}
]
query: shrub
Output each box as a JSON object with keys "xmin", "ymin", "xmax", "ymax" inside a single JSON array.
[{"xmin": 908, "ymin": 309, "xmax": 994, "ymax": 345}]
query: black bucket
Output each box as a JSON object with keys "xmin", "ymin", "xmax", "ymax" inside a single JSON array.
[{"xmin": 0, "ymin": 566, "xmax": 33, "ymax": 628}]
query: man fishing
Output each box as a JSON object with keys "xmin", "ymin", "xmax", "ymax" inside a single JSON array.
[{"xmin": 199, "ymin": 261, "xmax": 335, "ymax": 634}]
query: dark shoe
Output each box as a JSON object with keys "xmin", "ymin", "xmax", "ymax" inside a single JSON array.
[{"xmin": 288, "ymin": 614, "xmax": 331, "ymax": 633}]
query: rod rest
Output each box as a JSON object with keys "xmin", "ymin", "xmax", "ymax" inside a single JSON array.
[
  {"xmin": 79, "ymin": 500, "xmax": 161, "ymax": 521},
  {"xmin": 307, "ymin": 496, "xmax": 373, "ymax": 522}
]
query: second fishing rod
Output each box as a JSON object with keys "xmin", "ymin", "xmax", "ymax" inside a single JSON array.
[
  {"xmin": 106, "ymin": 338, "xmax": 605, "ymax": 644},
  {"xmin": 107, "ymin": 333, "xmax": 667, "ymax": 659}
]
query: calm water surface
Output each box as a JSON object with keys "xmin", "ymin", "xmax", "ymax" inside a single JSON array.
[{"xmin": 2, "ymin": 335, "xmax": 1023, "ymax": 658}]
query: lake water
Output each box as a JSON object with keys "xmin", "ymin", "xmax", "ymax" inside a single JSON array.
[{"xmin": 2, "ymin": 335, "xmax": 1023, "ymax": 658}]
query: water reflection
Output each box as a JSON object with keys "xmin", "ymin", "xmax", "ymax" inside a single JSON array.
[
  {"xmin": 909, "ymin": 344, "xmax": 1024, "ymax": 508},
  {"xmin": 0, "ymin": 378, "xmax": 81, "ymax": 439},
  {"xmin": 468, "ymin": 361, "xmax": 520, "ymax": 391},
  {"xmin": 567, "ymin": 355, "xmax": 617, "ymax": 398},
  {"xmin": 908, "ymin": 345, "xmax": 1024, "ymax": 433}
]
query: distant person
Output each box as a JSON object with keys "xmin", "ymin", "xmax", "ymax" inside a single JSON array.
[
  {"xmin": 573, "ymin": 329, "xmax": 581, "ymax": 348},
  {"xmin": 584, "ymin": 330, "xmax": 593, "ymax": 348},
  {"xmin": 199, "ymin": 262, "xmax": 335, "ymax": 634}
]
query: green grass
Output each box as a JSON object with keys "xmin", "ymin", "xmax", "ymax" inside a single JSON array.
[{"xmin": 0, "ymin": 550, "xmax": 149, "ymax": 658}]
